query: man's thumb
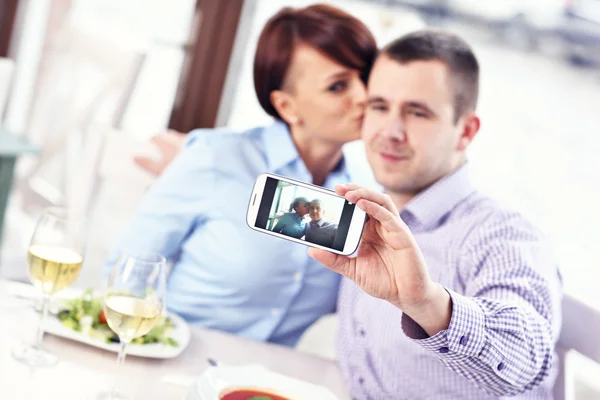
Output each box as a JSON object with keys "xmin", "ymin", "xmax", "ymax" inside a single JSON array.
[{"xmin": 308, "ymin": 248, "xmax": 346, "ymax": 274}]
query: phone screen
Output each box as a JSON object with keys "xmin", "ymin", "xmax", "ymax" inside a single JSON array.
[{"xmin": 253, "ymin": 176, "xmax": 357, "ymax": 252}]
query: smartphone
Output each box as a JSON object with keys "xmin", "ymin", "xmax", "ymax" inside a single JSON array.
[{"xmin": 246, "ymin": 173, "xmax": 366, "ymax": 256}]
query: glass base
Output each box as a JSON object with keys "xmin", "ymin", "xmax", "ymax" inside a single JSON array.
[
  {"xmin": 12, "ymin": 345, "xmax": 58, "ymax": 367},
  {"xmin": 97, "ymin": 391, "xmax": 129, "ymax": 400}
]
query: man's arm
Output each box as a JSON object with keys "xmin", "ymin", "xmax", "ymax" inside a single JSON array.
[
  {"xmin": 309, "ymin": 186, "xmax": 561, "ymax": 397},
  {"xmin": 402, "ymin": 211, "xmax": 562, "ymax": 396}
]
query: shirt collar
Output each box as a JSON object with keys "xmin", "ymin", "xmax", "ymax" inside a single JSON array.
[
  {"xmin": 263, "ymin": 120, "xmax": 352, "ymax": 182},
  {"xmin": 402, "ymin": 164, "xmax": 476, "ymax": 230},
  {"xmin": 263, "ymin": 120, "xmax": 300, "ymax": 172},
  {"xmin": 311, "ymin": 219, "xmax": 326, "ymax": 227}
]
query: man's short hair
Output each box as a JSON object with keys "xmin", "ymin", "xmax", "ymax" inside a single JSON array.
[
  {"xmin": 310, "ymin": 199, "xmax": 324, "ymax": 208},
  {"xmin": 381, "ymin": 30, "xmax": 479, "ymax": 123}
]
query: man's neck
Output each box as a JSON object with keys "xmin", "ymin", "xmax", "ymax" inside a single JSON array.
[
  {"xmin": 388, "ymin": 161, "xmax": 468, "ymax": 212},
  {"xmin": 387, "ymin": 192, "xmax": 415, "ymax": 213},
  {"xmin": 290, "ymin": 127, "xmax": 344, "ymax": 186}
]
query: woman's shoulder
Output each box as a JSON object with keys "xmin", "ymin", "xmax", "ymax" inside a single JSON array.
[
  {"xmin": 185, "ymin": 124, "xmax": 270, "ymax": 152},
  {"xmin": 173, "ymin": 124, "xmax": 275, "ymax": 176}
]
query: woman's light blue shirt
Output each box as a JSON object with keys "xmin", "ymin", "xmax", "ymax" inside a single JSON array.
[
  {"xmin": 272, "ymin": 212, "xmax": 306, "ymax": 238},
  {"xmin": 105, "ymin": 121, "xmax": 358, "ymax": 346}
]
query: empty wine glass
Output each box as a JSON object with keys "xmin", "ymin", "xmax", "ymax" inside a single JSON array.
[
  {"xmin": 97, "ymin": 251, "xmax": 166, "ymax": 400},
  {"xmin": 12, "ymin": 206, "xmax": 85, "ymax": 367}
]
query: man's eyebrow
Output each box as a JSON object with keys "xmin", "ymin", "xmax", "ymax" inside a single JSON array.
[{"xmin": 367, "ymin": 96, "xmax": 387, "ymax": 104}]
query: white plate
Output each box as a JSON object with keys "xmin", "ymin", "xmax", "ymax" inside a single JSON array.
[
  {"xmin": 43, "ymin": 291, "xmax": 191, "ymax": 359},
  {"xmin": 186, "ymin": 364, "xmax": 339, "ymax": 400}
]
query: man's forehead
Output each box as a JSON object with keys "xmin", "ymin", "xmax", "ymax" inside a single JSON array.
[{"xmin": 367, "ymin": 57, "xmax": 452, "ymax": 103}]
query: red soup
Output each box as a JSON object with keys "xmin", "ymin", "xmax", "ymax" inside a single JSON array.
[{"xmin": 220, "ymin": 389, "xmax": 291, "ymax": 400}]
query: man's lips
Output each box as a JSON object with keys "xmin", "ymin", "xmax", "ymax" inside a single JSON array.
[{"xmin": 380, "ymin": 152, "xmax": 409, "ymax": 162}]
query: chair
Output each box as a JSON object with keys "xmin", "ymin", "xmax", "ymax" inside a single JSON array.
[
  {"xmin": 15, "ymin": 19, "xmax": 146, "ymax": 219},
  {"xmin": 0, "ymin": 57, "xmax": 14, "ymax": 122},
  {"xmin": 1, "ymin": 19, "xmax": 146, "ymax": 281},
  {"xmin": 554, "ymin": 294, "xmax": 600, "ymax": 400}
]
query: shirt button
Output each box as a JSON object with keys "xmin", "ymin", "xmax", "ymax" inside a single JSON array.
[
  {"xmin": 497, "ymin": 362, "xmax": 505, "ymax": 371},
  {"xmin": 271, "ymin": 308, "xmax": 281, "ymax": 317},
  {"xmin": 293, "ymin": 272, "xmax": 302, "ymax": 282},
  {"xmin": 459, "ymin": 335, "xmax": 468, "ymax": 346},
  {"xmin": 359, "ymin": 329, "xmax": 366, "ymax": 337},
  {"xmin": 358, "ymin": 377, "xmax": 364, "ymax": 385},
  {"xmin": 439, "ymin": 347, "xmax": 450, "ymax": 354}
]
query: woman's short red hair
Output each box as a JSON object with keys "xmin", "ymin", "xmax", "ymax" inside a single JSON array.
[{"xmin": 253, "ymin": 4, "xmax": 377, "ymax": 120}]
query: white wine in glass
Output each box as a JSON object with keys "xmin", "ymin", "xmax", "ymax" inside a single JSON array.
[
  {"xmin": 13, "ymin": 206, "xmax": 85, "ymax": 367},
  {"xmin": 98, "ymin": 251, "xmax": 166, "ymax": 400}
]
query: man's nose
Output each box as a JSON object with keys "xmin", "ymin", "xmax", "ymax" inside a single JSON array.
[{"xmin": 381, "ymin": 118, "xmax": 406, "ymax": 142}]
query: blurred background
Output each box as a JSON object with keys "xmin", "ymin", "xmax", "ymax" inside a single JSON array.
[{"xmin": 0, "ymin": 0, "xmax": 599, "ymax": 398}]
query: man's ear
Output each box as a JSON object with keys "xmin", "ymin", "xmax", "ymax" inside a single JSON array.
[
  {"xmin": 270, "ymin": 90, "xmax": 299, "ymax": 126},
  {"xmin": 456, "ymin": 112, "xmax": 480, "ymax": 151}
]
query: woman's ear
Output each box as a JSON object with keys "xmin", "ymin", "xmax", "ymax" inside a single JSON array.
[{"xmin": 271, "ymin": 90, "xmax": 299, "ymax": 126}]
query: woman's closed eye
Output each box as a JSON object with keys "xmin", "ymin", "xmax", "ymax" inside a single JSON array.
[{"xmin": 327, "ymin": 80, "xmax": 348, "ymax": 93}]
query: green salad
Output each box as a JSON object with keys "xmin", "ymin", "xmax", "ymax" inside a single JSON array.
[{"xmin": 57, "ymin": 289, "xmax": 179, "ymax": 347}]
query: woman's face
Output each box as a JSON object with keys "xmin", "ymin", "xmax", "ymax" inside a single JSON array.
[
  {"xmin": 279, "ymin": 44, "xmax": 367, "ymax": 144},
  {"xmin": 294, "ymin": 201, "xmax": 309, "ymax": 217}
]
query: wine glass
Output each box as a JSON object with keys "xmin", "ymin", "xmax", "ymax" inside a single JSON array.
[
  {"xmin": 98, "ymin": 251, "xmax": 166, "ymax": 400},
  {"xmin": 12, "ymin": 206, "xmax": 85, "ymax": 367}
]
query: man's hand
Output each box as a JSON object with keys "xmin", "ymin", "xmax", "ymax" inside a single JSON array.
[
  {"xmin": 308, "ymin": 184, "xmax": 452, "ymax": 336},
  {"xmin": 134, "ymin": 130, "xmax": 186, "ymax": 176}
]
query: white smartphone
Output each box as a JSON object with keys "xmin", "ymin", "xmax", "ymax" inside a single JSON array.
[{"xmin": 246, "ymin": 173, "xmax": 367, "ymax": 256}]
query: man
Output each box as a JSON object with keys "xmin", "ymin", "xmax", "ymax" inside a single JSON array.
[
  {"xmin": 309, "ymin": 31, "xmax": 562, "ymax": 399},
  {"xmin": 304, "ymin": 199, "xmax": 338, "ymax": 247}
]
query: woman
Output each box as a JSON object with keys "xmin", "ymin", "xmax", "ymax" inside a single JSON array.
[
  {"xmin": 272, "ymin": 197, "xmax": 310, "ymax": 238},
  {"xmin": 106, "ymin": 4, "xmax": 377, "ymax": 346}
]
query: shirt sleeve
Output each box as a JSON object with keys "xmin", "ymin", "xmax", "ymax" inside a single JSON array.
[
  {"xmin": 103, "ymin": 134, "xmax": 215, "ymax": 278},
  {"xmin": 401, "ymin": 211, "xmax": 562, "ymax": 397},
  {"xmin": 272, "ymin": 216, "xmax": 286, "ymax": 233}
]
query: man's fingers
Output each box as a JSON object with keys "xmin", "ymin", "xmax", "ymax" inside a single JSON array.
[
  {"xmin": 335, "ymin": 183, "xmax": 369, "ymax": 197},
  {"xmin": 134, "ymin": 156, "xmax": 163, "ymax": 176},
  {"xmin": 356, "ymin": 199, "xmax": 403, "ymax": 233},
  {"xmin": 345, "ymin": 189, "xmax": 399, "ymax": 216}
]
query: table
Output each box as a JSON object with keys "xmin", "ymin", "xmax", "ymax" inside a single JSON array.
[
  {"xmin": 0, "ymin": 280, "xmax": 349, "ymax": 400},
  {"xmin": 0, "ymin": 131, "xmax": 37, "ymax": 247}
]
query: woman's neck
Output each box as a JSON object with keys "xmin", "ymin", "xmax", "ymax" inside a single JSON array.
[{"xmin": 290, "ymin": 126, "xmax": 344, "ymax": 186}]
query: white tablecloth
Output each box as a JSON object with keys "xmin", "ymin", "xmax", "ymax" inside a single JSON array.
[{"xmin": 0, "ymin": 280, "xmax": 349, "ymax": 400}]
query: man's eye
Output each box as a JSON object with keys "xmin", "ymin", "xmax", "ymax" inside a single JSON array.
[
  {"xmin": 408, "ymin": 109, "xmax": 428, "ymax": 118},
  {"xmin": 369, "ymin": 104, "xmax": 387, "ymax": 112}
]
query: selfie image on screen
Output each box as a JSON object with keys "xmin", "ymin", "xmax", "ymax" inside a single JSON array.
[{"xmin": 254, "ymin": 177, "xmax": 356, "ymax": 251}]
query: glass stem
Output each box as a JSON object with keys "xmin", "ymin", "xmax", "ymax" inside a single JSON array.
[
  {"xmin": 35, "ymin": 295, "xmax": 51, "ymax": 349},
  {"xmin": 110, "ymin": 342, "xmax": 128, "ymax": 396}
]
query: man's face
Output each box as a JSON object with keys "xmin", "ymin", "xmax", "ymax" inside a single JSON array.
[
  {"xmin": 309, "ymin": 201, "xmax": 324, "ymax": 222},
  {"xmin": 362, "ymin": 57, "xmax": 471, "ymax": 197}
]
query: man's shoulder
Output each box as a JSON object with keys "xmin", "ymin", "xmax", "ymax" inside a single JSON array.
[
  {"xmin": 322, "ymin": 220, "xmax": 338, "ymax": 229},
  {"xmin": 455, "ymin": 192, "xmax": 545, "ymax": 247}
]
